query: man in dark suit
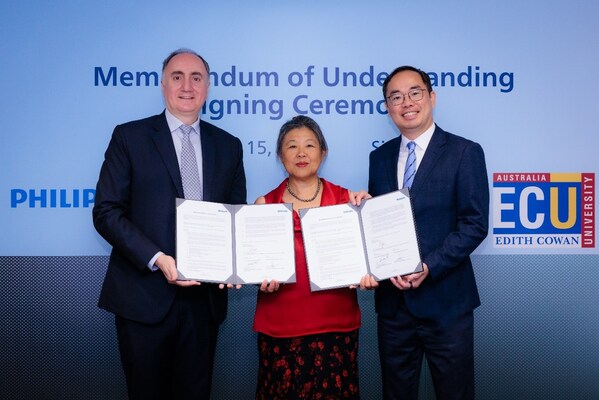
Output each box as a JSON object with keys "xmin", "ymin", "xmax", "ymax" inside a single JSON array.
[
  {"xmin": 93, "ymin": 49, "xmax": 246, "ymax": 399},
  {"xmin": 367, "ymin": 66, "xmax": 489, "ymax": 400}
]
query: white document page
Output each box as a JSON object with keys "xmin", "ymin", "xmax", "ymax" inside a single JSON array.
[
  {"xmin": 176, "ymin": 199, "xmax": 233, "ymax": 283},
  {"xmin": 360, "ymin": 190, "xmax": 422, "ymax": 279},
  {"xmin": 300, "ymin": 204, "xmax": 368, "ymax": 291},
  {"xmin": 234, "ymin": 203, "xmax": 295, "ymax": 284}
]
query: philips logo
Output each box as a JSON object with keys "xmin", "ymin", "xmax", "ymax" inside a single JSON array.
[{"xmin": 11, "ymin": 189, "xmax": 95, "ymax": 208}]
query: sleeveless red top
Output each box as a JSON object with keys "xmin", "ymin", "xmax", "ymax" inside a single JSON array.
[{"xmin": 253, "ymin": 178, "xmax": 362, "ymax": 337}]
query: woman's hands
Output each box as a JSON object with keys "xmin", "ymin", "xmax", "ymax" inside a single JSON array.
[{"xmin": 259, "ymin": 279, "xmax": 280, "ymax": 293}]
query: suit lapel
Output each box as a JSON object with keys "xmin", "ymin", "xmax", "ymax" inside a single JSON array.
[
  {"xmin": 151, "ymin": 113, "xmax": 185, "ymax": 198},
  {"xmin": 385, "ymin": 138, "xmax": 402, "ymax": 192},
  {"xmin": 199, "ymin": 120, "xmax": 215, "ymax": 201},
  {"xmin": 410, "ymin": 126, "xmax": 447, "ymax": 199}
]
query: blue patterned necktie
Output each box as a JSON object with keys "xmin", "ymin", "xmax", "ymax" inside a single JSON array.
[
  {"xmin": 403, "ymin": 141, "xmax": 416, "ymax": 189},
  {"xmin": 180, "ymin": 125, "xmax": 203, "ymax": 200}
]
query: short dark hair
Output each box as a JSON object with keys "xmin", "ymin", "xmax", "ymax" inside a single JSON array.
[
  {"xmin": 162, "ymin": 48, "xmax": 210, "ymax": 74},
  {"xmin": 276, "ymin": 115, "xmax": 328, "ymax": 158},
  {"xmin": 382, "ymin": 66, "xmax": 432, "ymax": 99}
]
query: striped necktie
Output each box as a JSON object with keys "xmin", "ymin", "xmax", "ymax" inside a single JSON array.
[{"xmin": 403, "ymin": 141, "xmax": 416, "ymax": 189}]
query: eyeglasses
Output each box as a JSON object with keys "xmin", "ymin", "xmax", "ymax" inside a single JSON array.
[{"xmin": 386, "ymin": 88, "xmax": 428, "ymax": 106}]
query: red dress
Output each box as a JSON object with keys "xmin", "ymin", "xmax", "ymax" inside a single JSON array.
[
  {"xmin": 254, "ymin": 178, "xmax": 361, "ymax": 400},
  {"xmin": 253, "ymin": 178, "xmax": 361, "ymax": 337}
]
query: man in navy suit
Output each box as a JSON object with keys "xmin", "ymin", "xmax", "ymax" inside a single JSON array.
[
  {"xmin": 367, "ymin": 66, "xmax": 489, "ymax": 400},
  {"xmin": 93, "ymin": 49, "xmax": 246, "ymax": 399}
]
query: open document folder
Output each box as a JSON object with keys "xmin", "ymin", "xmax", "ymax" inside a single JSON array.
[
  {"xmin": 175, "ymin": 199, "xmax": 296, "ymax": 285},
  {"xmin": 299, "ymin": 189, "xmax": 422, "ymax": 291}
]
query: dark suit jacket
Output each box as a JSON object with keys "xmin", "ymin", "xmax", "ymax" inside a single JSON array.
[
  {"xmin": 93, "ymin": 112, "xmax": 246, "ymax": 324},
  {"xmin": 368, "ymin": 125, "xmax": 489, "ymax": 321}
]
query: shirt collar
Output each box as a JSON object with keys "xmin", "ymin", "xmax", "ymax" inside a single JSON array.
[
  {"xmin": 164, "ymin": 109, "xmax": 200, "ymax": 134},
  {"xmin": 402, "ymin": 122, "xmax": 435, "ymax": 151}
]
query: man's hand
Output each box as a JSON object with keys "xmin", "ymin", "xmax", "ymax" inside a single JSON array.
[
  {"xmin": 218, "ymin": 283, "xmax": 242, "ymax": 289},
  {"xmin": 390, "ymin": 262, "xmax": 429, "ymax": 290},
  {"xmin": 155, "ymin": 254, "xmax": 201, "ymax": 287},
  {"xmin": 349, "ymin": 190, "xmax": 372, "ymax": 206}
]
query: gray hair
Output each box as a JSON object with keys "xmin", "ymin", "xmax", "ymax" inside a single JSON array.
[{"xmin": 276, "ymin": 115, "xmax": 328, "ymax": 158}]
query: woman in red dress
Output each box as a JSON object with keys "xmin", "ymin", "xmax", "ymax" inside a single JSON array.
[{"xmin": 253, "ymin": 115, "xmax": 374, "ymax": 399}]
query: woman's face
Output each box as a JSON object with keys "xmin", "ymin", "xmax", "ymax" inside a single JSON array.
[{"xmin": 279, "ymin": 127, "xmax": 325, "ymax": 179}]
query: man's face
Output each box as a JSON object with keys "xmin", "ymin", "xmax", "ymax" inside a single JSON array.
[
  {"xmin": 161, "ymin": 53, "xmax": 209, "ymax": 124},
  {"xmin": 384, "ymin": 70, "xmax": 436, "ymax": 140}
]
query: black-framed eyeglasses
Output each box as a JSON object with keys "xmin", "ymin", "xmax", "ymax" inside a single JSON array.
[{"xmin": 386, "ymin": 88, "xmax": 428, "ymax": 106}]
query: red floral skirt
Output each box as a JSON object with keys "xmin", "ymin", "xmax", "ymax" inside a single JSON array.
[{"xmin": 255, "ymin": 330, "xmax": 360, "ymax": 399}]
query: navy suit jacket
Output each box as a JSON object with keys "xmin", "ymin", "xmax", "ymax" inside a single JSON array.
[
  {"xmin": 93, "ymin": 112, "xmax": 246, "ymax": 324},
  {"xmin": 368, "ymin": 125, "xmax": 489, "ymax": 320}
]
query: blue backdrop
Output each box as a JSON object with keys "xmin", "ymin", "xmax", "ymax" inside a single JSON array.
[{"xmin": 1, "ymin": 1, "xmax": 598, "ymax": 399}]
